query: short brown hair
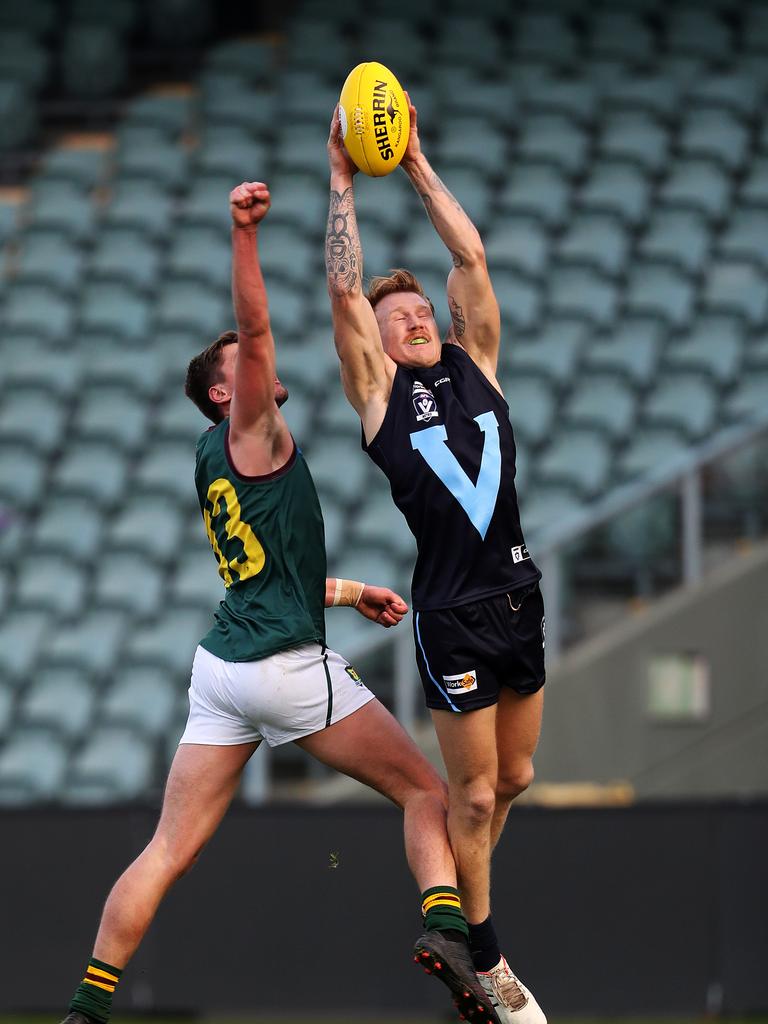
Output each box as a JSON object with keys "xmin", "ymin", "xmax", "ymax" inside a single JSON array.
[
  {"xmin": 366, "ymin": 268, "xmax": 435, "ymax": 315},
  {"xmin": 184, "ymin": 330, "xmax": 238, "ymax": 423}
]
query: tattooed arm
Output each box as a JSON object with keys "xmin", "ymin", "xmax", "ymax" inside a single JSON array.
[
  {"xmin": 325, "ymin": 108, "xmax": 393, "ymax": 441},
  {"xmin": 401, "ymin": 95, "xmax": 501, "ymax": 380}
]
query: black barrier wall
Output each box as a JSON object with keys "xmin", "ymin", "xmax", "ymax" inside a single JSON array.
[{"xmin": 2, "ymin": 803, "xmax": 766, "ymax": 1016}]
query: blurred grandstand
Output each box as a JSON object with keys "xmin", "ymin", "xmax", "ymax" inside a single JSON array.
[{"xmin": 0, "ymin": 0, "xmax": 767, "ymax": 805}]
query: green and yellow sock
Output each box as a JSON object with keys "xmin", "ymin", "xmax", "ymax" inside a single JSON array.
[
  {"xmin": 421, "ymin": 885, "xmax": 469, "ymax": 940},
  {"xmin": 69, "ymin": 957, "xmax": 122, "ymax": 1024}
]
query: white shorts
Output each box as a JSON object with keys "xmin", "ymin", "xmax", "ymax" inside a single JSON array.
[{"xmin": 180, "ymin": 643, "xmax": 376, "ymax": 748}]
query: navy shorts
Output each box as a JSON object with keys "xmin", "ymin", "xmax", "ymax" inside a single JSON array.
[{"xmin": 413, "ymin": 582, "xmax": 546, "ymax": 713}]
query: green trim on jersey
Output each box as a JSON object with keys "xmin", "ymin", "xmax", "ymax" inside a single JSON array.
[{"xmin": 195, "ymin": 420, "xmax": 326, "ymax": 662}]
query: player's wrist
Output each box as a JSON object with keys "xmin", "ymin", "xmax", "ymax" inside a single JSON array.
[
  {"xmin": 331, "ymin": 578, "xmax": 365, "ymax": 607},
  {"xmin": 330, "ymin": 170, "xmax": 355, "ymax": 189}
]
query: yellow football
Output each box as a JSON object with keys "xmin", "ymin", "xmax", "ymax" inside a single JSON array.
[{"xmin": 338, "ymin": 62, "xmax": 410, "ymax": 177}]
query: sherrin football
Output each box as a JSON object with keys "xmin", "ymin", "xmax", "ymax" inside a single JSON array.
[{"xmin": 338, "ymin": 61, "xmax": 410, "ymax": 177}]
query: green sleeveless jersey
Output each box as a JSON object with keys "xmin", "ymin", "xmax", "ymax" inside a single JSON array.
[{"xmin": 194, "ymin": 420, "xmax": 326, "ymax": 662}]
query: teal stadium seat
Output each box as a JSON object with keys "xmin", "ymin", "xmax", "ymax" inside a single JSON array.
[
  {"xmin": 156, "ymin": 282, "xmax": 228, "ymax": 336},
  {"xmin": 62, "ymin": 727, "xmax": 155, "ymax": 804},
  {"xmin": 102, "ymin": 669, "xmax": 179, "ymax": 739},
  {"xmin": 563, "ymin": 375, "xmax": 638, "ymax": 443},
  {"xmin": 15, "ymin": 233, "xmax": 84, "ymax": 295},
  {"xmin": 659, "ymin": 159, "xmax": 731, "ymax": 222},
  {"xmin": 16, "ymin": 555, "xmax": 87, "ymax": 618},
  {"xmin": 124, "ymin": 609, "xmax": 211, "ymax": 675},
  {"xmin": 108, "ymin": 496, "xmax": 186, "ymax": 561},
  {"xmin": 258, "ymin": 224, "xmax": 317, "ymax": 287},
  {"xmin": 644, "ymin": 373, "xmax": 719, "ymax": 440},
  {"xmin": 73, "ymin": 385, "xmax": 148, "ymax": 450},
  {"xmin": 32, "ymin": 496, "xmax": 104, "ymax": 562},
  {"xmin": 443, "ymin": 168, "xmax": 494, "ymax": 229},
  {"xmin": 719, "ymin": 207, "xmax": 768, "ymax": 270},
  {"xmin": 725, "ymin": 372, "xmax": 768, "ymax": 421},
  {"xmin": 0, "ymin": 30, "xmax": 50, "ymax": 91},
  {"xmin": 587, "ymin": 11, "xmax": 655, "ymax": 62},
  {"xmin": 18, "ymin": 670, "xmax": 95, "ymax": 741},
  {"xmin": 350, "ymin": 494, "xmax": 417, "ymax": 562},
  {"xmin": 578, "ymin": 161, "xmax": 651, "ymax": 226},
  {"xmin": 486, "ymin": 216, "xmax": 550, "ymax": 278},
  {"xmin": 437, "ymin": 16, "xmax": 503, "ymax": 66},
  {"xmin": 204, "ymin": 38, "xmax": 275, "ymax": 87},
  {"xmin": 194, "ymin": 137, "xmax": 268, "ymax": 181},
  {"xmin": 625, "ymin": 261, "xmax": 695, "ymax": 328},
  {"xmin": 0, "ymin": 81, "xmax": 37, "ymax": 150},
  {"xmin": 44, "ymin": 610, "xmax": 129, "ymax": 677},
  {"xmin": 25, "ymin": 188, "xmax": 96, "ymax": 242},
  {"xmin": 678, "ymin": 109, "xmax": 749, "ymax": 172},
  {"xmin": 134, "ymin": 441, "xmax": 197, "ymax": 503},
  {"xmin": 61, "ymin": 26, "xmax": 126, "ymax": 96},
  {"xmin": 665, "ymin": 314, "xmax": 744, "ymax": 386},
  {"xmin": 80, "ymin": 282, "xmax": 151, "ymax": 342},
  {"xmin": 0, "ymin": 683, "xmax": 12, "ymax": 739},
  {"xmin": 584, "ymin": 317, "xmax": 664, "ymax": 386},
  {"xmin": 260, "ymin": 280, "xmax": 305, "ymax": 338},
  {"xmin": 548, "ymin": 266, "xmax": 618, "ymax": 328},
  {"xmin": 103, "ymin": 182, "xmax": 173, "ymax": 241},
  {"xmin": 493, "ymin": 272, "xmax": 542, "ymax": 331},
  {"xmin": 514, "ymin": 13, "xmax": 578, "ymax": 62},
  {"xmin": 604, "ymin": 494, "xmax": 678, "ymax": 594},
  {"xmin": 90, "ymin": 230, "xmax": 161, "ymax": 292},
  {"xmin": 703, "ymin": 260, "xmax": 768, "ymax": 326},
  {"xmin": 523, "ymin": 78, "xmax": 597, "ymax": 126},
  {"xmin": 36, "ymin": 146, "xmax": 108, "ymax": 190},
  {"xmin": 201, "ymin": 86, "xmax": 275, "ymax": 135},
  {"xmin": 282, "ymin": 69, "xmax": 341, "ymax": 124},
  {"xmin": 742, "ymin": 5, "xmax": 768, "ymax": 55},
  {"xmin": 450, "ymin": 80, "xmax": 517, "ymax": 124},
  {"xmin": 517, "ymin": 116, "xmax": 588, "ymax": 177},
  {"xmin": 502, "ymin": 318, "xmax": 587, "ymax": 386},
  {"xmin": 665, "ymin": 8, "xmax": 732, "ymax": 59},
  {"xmin": 118, "ymin": 142, "xmax": 189, "ymax": 191},
  {"xmin": 519, "ymin": 486, "xmax": 585, "ymax": 536},
  {"xmin": 639, "ymin": 209, "xmax": 710, "ymax": 274},
  {"xmin": 0, "ymin": 193, "xmax": 21, "ymax": 245},
  {"xmin": 688, "ymin": 74, "xmax": 760, "ymax": 119},
  {"xmin": 0, "ymin": 611, "xmax": 51, "ymax": 683},
  {"xmin": 3, "ymin": 342, "xmax": 78, "ymax": 398},
  {"xmin": 605, "ymin": 75, "xmax": 680, "ymax": 119},
  {"xmin": 0, "ymin": 728, "xmax": 68, "ymax": 805},
  {"xmin": 169, "ymin": 546, "xmax": 224, "ymax": 609},
  {"xmin": 52, "ymin": 442, "xmax": 129, "ymax": 505},
  {"xmin": 147, "ymin": 0, "xmax": 211, "ymax": 44},
  {"xmin": 740, "ymin": 159, "xmax": 768, "ymax": 206},
  {"xmin": 123, "ymin": 91, "xmax": 194, "ymax": 135},
  {"xmin": 83, "ymin": 347, "xmax": 163, "ymax": 397},
  {"xmin": 499, "ymin": 376, "xmax": 557, "ymax": 447},
  {"xmin": 183, "ymin": 176, "xmax": 236, "ymax": 233},
  {"xmin": 156, "ymin": 390, "xmax": 209, "ymax": 442},
  {"xmin": 438, "ymin": 121, "xmax": 508, "ymax": 174},
  {"xmin": 557, "ymin": 213, "xmax": 629, "ymax": 277},
  {"xmin": 353, "ymin": 172, "xmax": 413, "ymax": 228},
  {"xmin": 599, "ymin": 113, "xmax": 670, "ymax": 174},
  {"xmin": 92, "ymin": 553, "xmax": 164, "ymax": 617},
  {"xmin": 0, "ymin": 445, "xmax": 46, "ymax": 510},
  {"xmin": 307, "ymin": 439, "xmax": 368, "ymax": 504},
  {"xmin": 315, "ymin": 391, "xmax": 358, "ymax": 439},
  {"xmin": 617, "ymin": 427, "xmax": 690, "ymax": 481},
  {"xmin": 0, "ymin": 387, "xmax": 67, "ymax": 451},
  {"xmin": 275, "ymin": 123, "xmax": 331, "ymax": 177},
  {"xmin": 499, "ymin": 162, "xmax": 571, "ymax": 228},
  {"xmin": 268, "ymin": 173, "xmax": 329, "ymax": 231},
  {"xmin": 537, "ymin": 429, "xmax": 613, "ymax": 498},
  {"xmin": 168, "ymin": 228, "xmax": 231, "ymax": 290}
]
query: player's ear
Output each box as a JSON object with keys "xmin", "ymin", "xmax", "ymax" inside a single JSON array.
[{"xmin": 209, "ymin": 382, "xmax": 231, "ymax": 406}]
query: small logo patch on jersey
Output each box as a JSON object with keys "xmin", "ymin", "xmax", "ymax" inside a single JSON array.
[
  {"xmin": 443, "ymin": 670, "xmax": 478, "ymax": 692},
  {"xmin": 511, "ymin": 544, "xmax": 531, "ymax": 564},
  {"xmin": 345, "ymin": 664, "xmax": 364, "ymax": 686},
  {"xmin": 412, "ymin": 380, "xmax": 439, "ymax": 422}
]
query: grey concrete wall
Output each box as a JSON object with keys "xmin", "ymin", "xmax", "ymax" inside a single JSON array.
[{"xmin": 536, "ymin": 542, "xmax": 768, "ymax": 797}]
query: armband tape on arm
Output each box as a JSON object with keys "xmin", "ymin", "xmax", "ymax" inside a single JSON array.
[{"xmin": 332, "ymin": 578, "xmax": 365, "ymax": 607}]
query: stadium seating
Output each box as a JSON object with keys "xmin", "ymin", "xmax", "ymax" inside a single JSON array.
[{"xmin": 2, "ymin": 0, "xmax": 768, "ymax": 803}]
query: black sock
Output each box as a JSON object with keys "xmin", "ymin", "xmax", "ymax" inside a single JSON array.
[{"xmin": 468, "ymin": 915, "xmax": 502, "ymax": 972}]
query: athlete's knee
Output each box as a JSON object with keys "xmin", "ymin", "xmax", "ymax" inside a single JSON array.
[
  {"xmin": 147, "ymin": 834, "xmax": 202, "ymax": 883},
  {"xmin": 497, "ymin": 759, "xmax": 534, "ymax": 802},
  {"xmin": 454, "ymin": 779, "xmax": 496, "ymax": 827}
]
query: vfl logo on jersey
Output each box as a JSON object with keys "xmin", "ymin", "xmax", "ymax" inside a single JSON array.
[
  {"xmin": 410, "ymin": 411, "xmax": 501, "ymax": 539},
  {"xmin": 412, "ymin": 380, "xmax": 439, "ymax": 422},
  {"xmin": 443, "ymin": 670, "xmax": 478, "ymax": 693},
  {"xmin": 511, "ymin": 544, "xmax": 531, "ymax": 564}
]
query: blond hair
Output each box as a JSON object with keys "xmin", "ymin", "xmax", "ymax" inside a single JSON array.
[{"xmin": 366, "ymin": 268, "xmax": 435, "ymax": 314}]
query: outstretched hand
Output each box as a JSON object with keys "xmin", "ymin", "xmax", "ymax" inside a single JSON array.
[
  {"xmin": 355, "ymin": 585, "xmax": 409, "ymax": 628},
  {"xmin": 328, "ymin": 105, "xmax": 358, "ymax": 179},
  {"xmin": 230, "ymin": 181, "xmax": 271, "ymax": 229},
  {"xmin": 401, "ymin": 91, "xmax": 422, "ymax": 169}
]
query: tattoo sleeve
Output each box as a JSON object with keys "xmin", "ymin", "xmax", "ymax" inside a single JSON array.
[
  {"xmin": 449, "ymin": 295, "xmax": 466, "ymax": 338},
  {"xmin": 325, "ymin": 187, "xmax": 363, "ymax": 297}
]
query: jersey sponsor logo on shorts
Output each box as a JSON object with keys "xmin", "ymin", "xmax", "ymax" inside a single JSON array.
[
  {"xmin": 412, "ymin": 381, "xmax": 439, "ymax": 422},
  {"xmin": 345, "ymin": 664, "xmax": 364, "ymax": 686},
  {"xmin": 442, "ymin": 670, "xmax": 478, "ymax": 693},
  {"xmin": 511, "ymin": 544, "xmax": 531, "ymax": 563}
]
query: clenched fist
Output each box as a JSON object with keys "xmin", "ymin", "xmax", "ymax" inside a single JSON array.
[{"xmin": 230, "ymin": 181, "xmax": 271, "ymax": 229}]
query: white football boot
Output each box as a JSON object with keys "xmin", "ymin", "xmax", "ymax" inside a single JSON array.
[{"xmin": 476, "ymin": 956, "xmax": 546, "ymax": 1024}]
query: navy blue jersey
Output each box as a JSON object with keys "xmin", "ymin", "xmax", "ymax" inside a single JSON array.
[{"xmin": 364, "ymin": 343, "xmax": 540, "ymax": 611}]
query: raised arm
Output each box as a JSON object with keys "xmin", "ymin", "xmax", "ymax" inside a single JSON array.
[
  {"xmin": 228, "ymin": 181, "xmax": 293, "ymax": 474},
  {"xmin": 325, "ymin": 109, "xmax": 394, "ymax": 439},
  {"xmin": 400, "ymin": 97, "xmax": 501, "ymax": 377}
]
